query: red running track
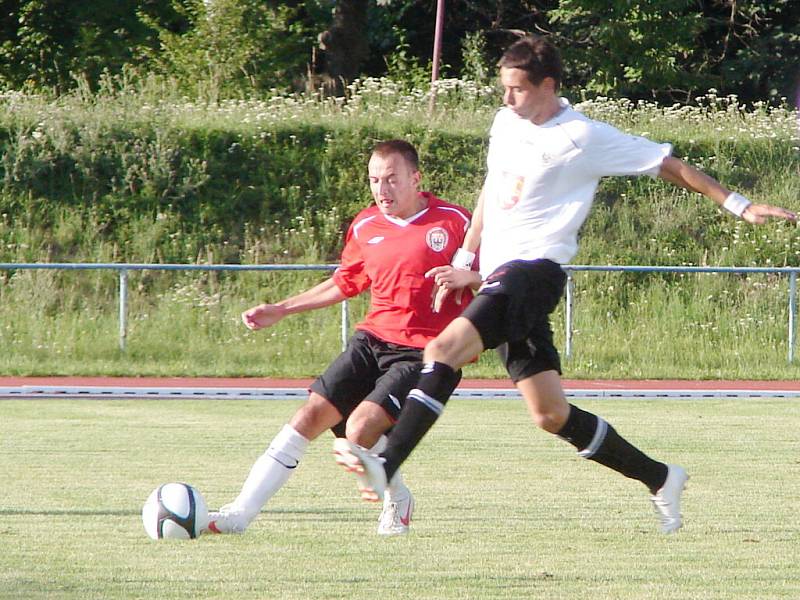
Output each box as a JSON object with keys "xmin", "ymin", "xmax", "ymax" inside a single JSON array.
[{"xmin": 0, "ymin": 376, "xmax": 798, "ymax": 391}]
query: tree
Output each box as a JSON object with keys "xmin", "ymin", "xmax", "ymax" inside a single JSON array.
[
  {"xmin": 369, "ymin": 0, "xmax": 798, "ymax": 103},
  {"xmin": 698, "ymin": 0, "xmax": 800, "ymax": 101},
  {"xmin": 316, "ymin": 0, "xmax": 369, "ymax": 94},
  {"xmin": 139, "ymin": 0, "xmax": 319, "ymax": 98},
  {"xmin": 1, "ymin": 0, "xmax": 796, "ymax": 103},
  {"xmin": 0, "ymin": 0, "xmax": 167, "ymax": 92},
  {"xmin": 544, "ymin": 0, "xmax": 704, "ymax": 100}
]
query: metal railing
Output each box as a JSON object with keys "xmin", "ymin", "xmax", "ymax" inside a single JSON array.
[
  {"xmin": 0, "ymin": 262, "xmax": 797, "ymax": 362},
  {"xmin": 0, "ymin": 262, "xmax": 344, "ymax": 351},
  {"xmin": 563, "ymin": 265, "xmax": 799, "ymax": 363}
]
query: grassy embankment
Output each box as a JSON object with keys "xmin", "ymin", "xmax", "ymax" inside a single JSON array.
[{"xmin": 0, "ymin": 79, "xmax": 797, "ymax": 378}]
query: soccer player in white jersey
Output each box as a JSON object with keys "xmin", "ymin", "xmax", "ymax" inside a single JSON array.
[
  {"xmin": 335, "ymin": 36, "xmax": 797, "ymax": 534},
  {"xmin": 206, "ymin": 139, "xmax": 473, "ymax": 536}
]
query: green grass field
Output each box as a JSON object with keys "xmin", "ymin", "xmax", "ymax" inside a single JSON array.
[{"xmin": 1, "ymin": 397, "xmax": 799, "ymax": 599}]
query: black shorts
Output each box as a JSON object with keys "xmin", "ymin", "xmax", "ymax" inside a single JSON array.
[
  {"xmin": 461, "ymin": 259, "xmax": 566, "ymax": 382},
  {"xmin": 310, "ymin": 330, "xmax": 424, "ymax": 423}
]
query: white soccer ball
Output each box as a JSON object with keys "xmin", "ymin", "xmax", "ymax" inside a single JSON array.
[{"xmin": 142, "ymin": 482, "xmax": 209, "ymax": 540}]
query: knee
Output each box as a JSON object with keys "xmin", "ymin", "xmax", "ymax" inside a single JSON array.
[
  {"xmin": 345, "ymin": 406, "xmax": 388, "ymax": 449},
  {"xmin": 424, "ymin": 334, "xmax": 461, "ymax": 364},
  {"xmin": 423, "ymin": 318, "xmax": 483, "ymax": 367},
  {"xmin": 424, "ymin": 336, "xmax": 448, "ymax": 360},
  {"xmin": 290, "ymin": 393, "xmax": 340, "ymax": 439},
  {"xmin": 344, "ymin": 412, "xmax": 368, "ymax": 442},
  {"xmin": 344, "ymin": 417, "xmax": 378, "ymax": 449},
  {"xmin": 529, "ymin": 406, "xmax": 569, "ymax": 434}
]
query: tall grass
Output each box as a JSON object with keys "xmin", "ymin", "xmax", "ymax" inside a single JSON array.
[
  {"xmin": 0, "ymin": 266, "xmax": 795, "ymax": 379},
  {"xmin": 0, "ymin": 78, "xmax": 797, "ymax": 378}
]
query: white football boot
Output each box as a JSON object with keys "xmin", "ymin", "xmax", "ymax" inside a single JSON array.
[
  {"xmin": 333, "ymin": 438, "xmax": 387, "ymax": 502},
  {"xmin": 378, "ymin": 487, "xmax": 415, "ymax": 536},
  {"xmin": 205, "ymin": 504, "xmax": 249, "ymax": 534},
  {"xmin": 650, "ymin": 464, "xmax": 688, "ymax": 534}
]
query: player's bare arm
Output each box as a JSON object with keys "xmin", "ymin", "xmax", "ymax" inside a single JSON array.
[
  {"xmin": 242, "ymin": 277, "xmax": 347, "ymax": 330},
  {"xmin": 431, "ymin": 188, "xmax": 485, "ymax": 312},
  {"xmin": 463, "ymin": 185, "xmax": 486, "ymax": 253},
  {"xmin": 657, "ymin": 156, "xmax": 797, "ymax": 224}
]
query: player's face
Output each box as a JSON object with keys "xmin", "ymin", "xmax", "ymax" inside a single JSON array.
[
  {"xmin": 500, "ymin": 66, "xmax": 557, "ymax": 123},
  {"xmin": 368, "ymin": 152, "xmax": 422, "ymax": 219}
]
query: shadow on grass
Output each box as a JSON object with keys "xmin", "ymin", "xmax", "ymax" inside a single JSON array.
[
  {"xmin": 0, "ymin": 507, "xmax": 362, "ymax": 518},
  {"xmin": 0, "ymin": 509, "xmax": 140, "ymax": 517}
]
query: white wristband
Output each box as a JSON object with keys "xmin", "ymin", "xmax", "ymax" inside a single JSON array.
[
  {"xmin": 451, "ymin": 248, "xmax": 475, "ymax": 270},
  {"xmin": 722, "ymin": 192, "xmax": 752, "ymax": 218}
]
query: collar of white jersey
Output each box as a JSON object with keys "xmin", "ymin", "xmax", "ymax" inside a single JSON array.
[
  {"xmin": 552, "ymin": 97, "xmax": 571, "ymax": 122},
  {"xmin": 504, "ymin": 97, "xmax": 572, "ymax": 127}
]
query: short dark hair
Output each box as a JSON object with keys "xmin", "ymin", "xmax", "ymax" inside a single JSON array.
[
  {"xmin": 371, "ymin": 139, "xmax": 419, "ymax": 171},
  {"xmin": 498, "ymin": 35, "xmax": 562, "ymax": 89}
]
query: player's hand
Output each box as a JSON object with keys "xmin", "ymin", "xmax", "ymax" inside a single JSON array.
[
  {"xmin": 431, "ymin": 285, "xmax": 460, "ymax": 314},
  {"xmin": 241, "ymin": 303, "xmax": 286, "ymax": 330},
  {"xmin": 742, "ymin": 204, "xmax": 797, "ymax": 225},
  {"xmin": 427, "ymin": 265, "xmax": 473, "ymax": 313}
]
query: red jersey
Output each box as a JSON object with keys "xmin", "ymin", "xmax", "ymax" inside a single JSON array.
[{"xmin": 332, "ymin": 192, "xmax": 473, "ymax": 348}]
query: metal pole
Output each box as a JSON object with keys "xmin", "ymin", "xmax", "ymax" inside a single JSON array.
[
  {"xmin": 789, "ymin": 272, "xmax": 797, "ymax": 362},
  {"xmin": 428, "ymin": 0, "xmax": 445, "ymax": 113},
  {"xmin": 119, "ymin": 269, "xmax": 128, "ymax": 351},
  {"xmin": 565, "ymin": 271, "xmax": 574, "ymax": 359},
  {"xmin": 341, "ymin": 299, "xmax": 349, "ymax": 351}
]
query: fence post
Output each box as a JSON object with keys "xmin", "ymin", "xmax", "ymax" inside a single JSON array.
[
  {"xmin": 119, "ymin": 269, "xmax": 128, "ymax": 351},
  {"xmin": 565, "ymin": 270, "xmax": 574, "ymax": 359},
  {"xmin": 789, "ymin": 272, "xmax": 797, "ymax": 363},
  {"xmin": 341, "ymin": 299, "xmax": 349, "ymax": 351}
]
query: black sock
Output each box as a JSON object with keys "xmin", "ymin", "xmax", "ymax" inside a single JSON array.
[
  {"xmin": 381, "ymin": 361, "xmax": 461, "ymax": 479},
  {"xmin": 557, "ymin": 404, "xmax": 668, "ymax": 493}
]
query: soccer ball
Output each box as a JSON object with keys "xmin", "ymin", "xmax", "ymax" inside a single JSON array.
[{"xmin": 142, "ymin": 482, "xmax": 209, "ymax": 540}]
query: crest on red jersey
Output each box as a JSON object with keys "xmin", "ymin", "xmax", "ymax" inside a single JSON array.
[{"xmin": 425, "ymin": 227, "xmax": 448, "ymax": 252}]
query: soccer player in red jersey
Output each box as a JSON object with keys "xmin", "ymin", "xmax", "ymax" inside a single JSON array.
[{"xmin": 206, "ymin": 140, "xmax": 475, "ymax": 536}]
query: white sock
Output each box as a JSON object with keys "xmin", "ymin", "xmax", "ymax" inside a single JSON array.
[
  {"xmin": 230, "ymin": 424, "xmax": 309, "ymax": 523},
  {"xmin": 370, "ymin": 435, "xmax": 408, "ymax": 501}
]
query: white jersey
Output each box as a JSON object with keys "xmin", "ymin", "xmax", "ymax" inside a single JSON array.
[{"xmin": 479, "ymin": 99, "xmax": 672, "ymax": 276}]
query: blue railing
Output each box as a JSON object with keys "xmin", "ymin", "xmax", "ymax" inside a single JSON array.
[
  {"xmin": 563, "ymin": 265, "xmax": 799, "ymax": 362},
  {"xmin": 0, "ymin": 262, "xmax": 797, "ymax": 362},
  {"xmin": 0, "ymin": 262, "xmax": 344, "ymax": 352}
]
